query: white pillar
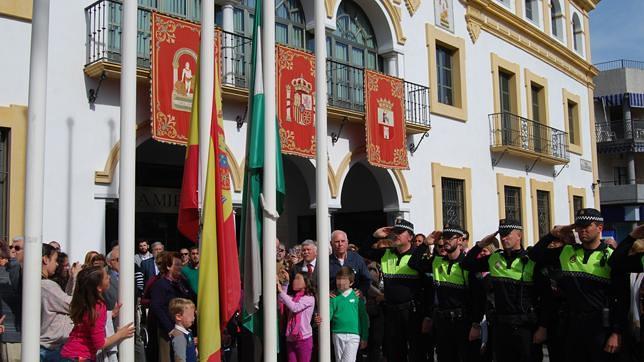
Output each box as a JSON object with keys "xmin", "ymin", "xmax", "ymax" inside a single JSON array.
[
  {"xmin": 262, "ymin": 0, "xmax": 278, "ymax": 360},
  {"xmin": 385, "ymin": 53, "xmax": 398, "ymax": 77},
  {"xmin": 314, "ymin": 0, "xmax": 331, "ymax": 360},
  {"xmin": 200, "ymin": 0, "xmax": 215, "ymax": 207},
  {"xmin": 22, "ymin": 0, "xmax": 50, "ymax": 359},
  {"xmin": 118, "ymin": 0, "xmax": 137, "ymax": 359},
  {"xmin": 222, "ymin": 1, "xmax": 236, "ymax": 85}
]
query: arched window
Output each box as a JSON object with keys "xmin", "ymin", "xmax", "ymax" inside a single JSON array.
[
  {"xmin": 233, "ymin": 0, "xmax": 306, "ymax": 49},
  {"xmin": 550, "ymin": 0, "xmax": 564, "ymax": 41},
  {"xmin": 327, "ymin": 0, "xmax": 381, "ymax": 111},
  {"xmin": 572, "ymin": 13, "xmax": 583, "ymax": 54}
]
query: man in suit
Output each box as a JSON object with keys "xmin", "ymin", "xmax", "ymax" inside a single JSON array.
[
  {"xmin": 141, "ymin": 241, "xmax": 164, "ymax": 287},
  {"xmin": 290, "ymin": 239, "xmax": 318, "ymax": 288}
]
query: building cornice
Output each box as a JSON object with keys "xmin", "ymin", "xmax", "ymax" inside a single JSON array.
[{"xmin": 464, "ymin": 0, "xmax": 598, "ymax": 87}]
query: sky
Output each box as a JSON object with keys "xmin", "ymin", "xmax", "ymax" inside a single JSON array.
[{"xmin": 590, "ymin": 0, "xmax": 644, "ymax": 63}]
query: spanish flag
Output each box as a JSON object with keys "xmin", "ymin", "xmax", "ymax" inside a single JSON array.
[
  {"xmin": 198, "ymin": 33, "xmax": 242, "ymax": 361},
  {"xmin": 177, "ymin": 68, "xmax": 200, "ymax": 243}
]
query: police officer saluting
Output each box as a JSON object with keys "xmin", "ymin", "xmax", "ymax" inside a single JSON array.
[
  {"xmin": 461, "ymin": 219, "xmax": 542, "ymax": 362},
  {"xmin": 528, "ymin": 208, "xmax": 628, "ymax": 362},
  {"xmin": 409, "ymin": 224, "xmax": 478, "ymax": 362},
  {"xmin": 362, "ymin": 218, "xmax": 425, "ymax": 362}
]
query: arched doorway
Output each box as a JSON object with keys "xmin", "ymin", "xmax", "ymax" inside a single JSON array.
[
  {"xmin": 333, "ymin": 161, "xmax": 399, "ymax": 249},
  {"xmin": 105, "ymin": 139, "xmax": 193, "ymax": 251},
  {"xmin": 278, "ymin": 155, "xmax": 316, "ymax": 246}
]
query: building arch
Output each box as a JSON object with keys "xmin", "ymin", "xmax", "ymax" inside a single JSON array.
[
  {"xmin": 330, "ymin": 0, "xmax": 405, "ymax": 52},
  {"xmin": 95, "ymin": 121, "xmax": 243, "ymax": 193},
  {"xmin": 333, "ymin": 145, "xmax": 411, "ymax": 205}
]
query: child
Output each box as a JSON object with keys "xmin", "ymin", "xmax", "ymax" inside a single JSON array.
[
  {"xmin": 60, "ymin": 266, "xmax": 134, "ymax": 361},
  {"xmin": 277, "ymin": 271, "xmax": 316, "ymax": 362},
  {"xmin": 40, "ymin": 243, "xmax": 74, "ymax": 361},
  {"xmin": 330, "ymin": 267, "xmax": 369, "ymax": 362},
  {"xmin": 169, "ymin": 298, "xmax": 197, "ymax": 362}
]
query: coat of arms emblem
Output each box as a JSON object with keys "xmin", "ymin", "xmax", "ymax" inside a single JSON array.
[
  {"xmin": 377, "ymin": 98, "xmax": 395, "ymax": 140},
  {"xmin": 285, "ymin": 76, "xmax": 314, "ymax": 126}
]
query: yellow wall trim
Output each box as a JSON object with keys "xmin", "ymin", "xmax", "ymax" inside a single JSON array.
[
  {"xmin": 562, "ymin": 88, "xmax": 582, "ymax": 154},
  {"xmin": 567, "ymin": 185, "xmax": 586, "ymax": 222},
  {"xmin": 491, "ymin": 53, "xmax": 522, "ymax": 115},
  {"xmin": 465, "ymin": 0, "xmax": 597, "ymax": 87},
  {"xmin": 404, "ymin": 0, "xmax": 421, "ymax": 16},
  {"xmin": 0, "ymin": 105, "xmax": 27, "ymax": 240},
  {"xmin": 95, "ymin": 122, "xmax": 153, "ymax": 184},
  {"xmin": 530, "ymin": 179, "xmax": 554, "ymax": 243},
  {"xmin": 426, "ymin": 24, "xmax": 468, "ymax": 122},
  {"xmin": 0, "ymin": 1, "xmax": 32, "ymax": 21},
  {"xmin": 586, "ymin": 88, "xmax": 600, "ymax": 208},
  {"xmin": 496, "ymin": 173, "xmax": 529, "ymax": 242},
  {"xmin": 325, "ymin": 0, "xmax": 335, "ymax": 18},
  {"xmin": 431, "ymin": 163, "xmax": 473, "ymax": 236},
  {"xmin": 525, "ymin": 68, "xmax": 550, "ymax": 126}
]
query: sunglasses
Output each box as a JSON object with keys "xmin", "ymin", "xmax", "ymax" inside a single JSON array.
[
  {"xmin": 10, "ymin": 245, "xmax": 22, "ymax": 251},
  {"xmin": 180, "ymin": 253, "xmax": 189, "ymax": 256}
]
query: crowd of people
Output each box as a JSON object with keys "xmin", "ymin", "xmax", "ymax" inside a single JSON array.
[{"xmin": 0, "ymin": 206, "xmax": 643, "ymax": 362}]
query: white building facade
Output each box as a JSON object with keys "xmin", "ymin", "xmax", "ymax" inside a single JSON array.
[{"xmin": 0, "ymin": 0, "xmax": 601, "ymax": 261}]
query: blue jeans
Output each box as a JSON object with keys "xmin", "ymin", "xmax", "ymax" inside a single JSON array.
[{"xmin": 39, "ymin": 346, "xmax": 61, "ymax": 362}]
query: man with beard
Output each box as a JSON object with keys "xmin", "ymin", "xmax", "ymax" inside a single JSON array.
[
  {"xmin": 409, "ymin": 224, "xmax": 479, "ymax": 362},
  {"xmin": 461, "ymin": 220, "xmax": 544, "ymax": 362},
  {"xmin": 528, "ymin": 208, "xmax": 628, "ymax": 362}
]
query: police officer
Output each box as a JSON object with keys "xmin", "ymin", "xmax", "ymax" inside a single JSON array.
[
  {"xmin": 362, "ymin": 218, "xmax": 425, "ymax": 362},
  {"xmin": 528, "ymin": 208, "xmax": 628, "ymax": 362},
  {"xmin": 461, "ymin": 220, "xmax": 543, "ymax": 362},
  {"xmin": 409, "ymin": 224, "xmax": 478, "ymax": 362},
  {"xmin": 608, "ymin": 224, "xmax": 644, "ymax": 361}
]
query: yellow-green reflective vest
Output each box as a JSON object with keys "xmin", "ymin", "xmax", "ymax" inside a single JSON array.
[
  {"xmin": 432, "ymin": 256, "xmax": 468, "ymax": 287},
  {"xmin": 559, "ymin": 244, "xmax": 612, "ymax": 280},
  {"xmin": 381, "ymin": 249, "xmax": 419, "ymax": 278},
  {"xmin": 488, "ymin": 251, "xmax": 535, "ymax": 283}
]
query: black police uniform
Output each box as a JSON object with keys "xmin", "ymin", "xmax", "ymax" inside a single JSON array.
[
  {"xmin": 461, "ymin": 220, "xmax": 545, "ymax": 362},
  {"xmin": 361, "ymin": 218, "xmax": 426, "ymax": 362},
  {"xmin": 409, "ymin": 224, "xmax": 479, "ymax": 362},
  {"xmin": 528, "ymin": 208, "xmax": 628, "ymax": 362}
]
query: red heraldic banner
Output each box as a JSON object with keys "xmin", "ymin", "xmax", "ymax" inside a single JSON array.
[
  {"xmin": 364, "ymin": 70, "xmax": 409, "ymax": 169},
  {"xmin": 152, "ymin": 13, "xmax": 200, "ymax": 145},
  {"xmin": 276, "ymin": 44, "xmax": 316, "ymax": 158}
]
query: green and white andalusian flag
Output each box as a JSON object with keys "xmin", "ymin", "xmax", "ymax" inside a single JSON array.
[{"xmin": 240, "ymin": 0, "xmax": 286, "ymax": 333}]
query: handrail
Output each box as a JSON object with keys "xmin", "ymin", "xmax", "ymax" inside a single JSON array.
[
  {"xmin": 488, "ymin": 112, "xmax": 569, "ymax": 161},
  {"xmin": 594, "ymin": 59, "xmax": 644, "ymax": 72}
]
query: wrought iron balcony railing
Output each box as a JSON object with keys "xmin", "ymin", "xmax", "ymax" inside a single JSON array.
[
  {"xmin": 85, "ymin": 0, "xmax": 430, "ymax": 128},
  {"xmin": 596, "ymin": 120, "xmax": 644, "ymax": 143},
  {"xmin": 489, "ymin": 112, "xmax": 569, "ymax": 162}
]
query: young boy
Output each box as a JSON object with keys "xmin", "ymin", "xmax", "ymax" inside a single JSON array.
[
  {"xmin": 330, "ymin": 267, "xmax": 369, "ymax": 362},
  {"xmin": 169, "ymin": 298, "xmax": 197, "ymax": 362}
]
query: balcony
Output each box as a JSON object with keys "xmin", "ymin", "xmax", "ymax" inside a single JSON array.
[
  {"xmin": 596, "ymin": 120, "xmax": 644, "ymax": 153},
  {"xmin": 489, "ymin": 113, "xmax": 569, "ymax": 165},
  {"xmin": 599, "ymin": 181, "xmax": 644, "ymax": 205},
  {"xmin": 84, "ymin": 0, "xmax": 431, "ymax": 131},
  {"xmin": 594, "ymin": 59, "xmax": 644, "ymax": 72}
]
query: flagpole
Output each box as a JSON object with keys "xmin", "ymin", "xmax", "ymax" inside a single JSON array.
[
  {"xmin": 262, "ymin": 0, "xmax": 278, "ymax": 358},
  {"xmin": 199, "ymin": 0, "xmax": 215, "ymax": 209},
  {"xmin": 314, "ymin": 0, "xmax": 331, "ymax": 360},
  {"xmin": 117, "ymin": 0, "xmax": 137, "ymax": 359},
  {"xmin": 21, "ymin": 0, "xmax": 51, "ymax": 359}
]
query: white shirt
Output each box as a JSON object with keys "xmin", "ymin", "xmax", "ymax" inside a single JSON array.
[{"xmin": 301, "ymin": 258, "xmax": 317, "ymax": 272}]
